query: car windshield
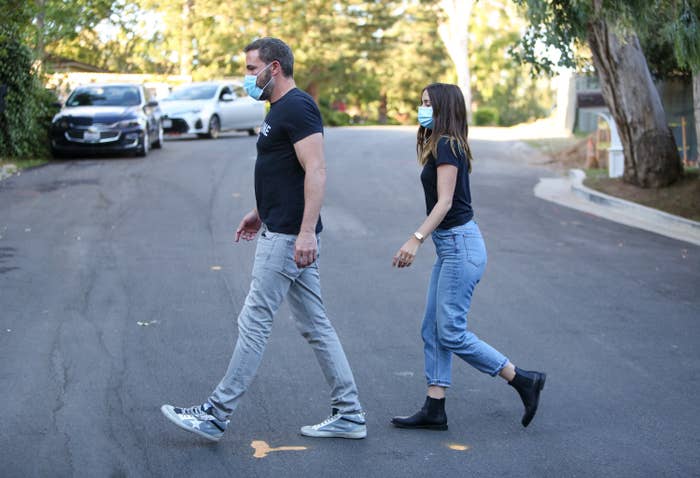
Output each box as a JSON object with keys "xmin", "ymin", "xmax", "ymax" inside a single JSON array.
[
  {"xmin": 66, "ymin": 86, "xmax": 141, "ymax": 107},
  {"xmin": 164, "ymin": 85, "xmax": 218, "ymax": 101}
]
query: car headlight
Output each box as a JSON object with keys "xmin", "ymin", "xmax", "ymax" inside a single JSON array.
[
  {"xmin": 54, "ymin": 119, "xmax": 69, "ymax": 129},
  {"xmin": 115, "ymin": 118, "xmax": 145, "ymax": 128}
]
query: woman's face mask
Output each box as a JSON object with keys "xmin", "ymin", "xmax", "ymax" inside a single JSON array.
[
  {"xmin": 418, "ymin": 106, "xmax": 434, "ymax": 129},
  {"xmin": 244, "ymin": 62, "xmax": 274, "ymax": 100}
]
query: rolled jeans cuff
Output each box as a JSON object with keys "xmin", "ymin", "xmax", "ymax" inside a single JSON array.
[
  {"xmin": 426, "ymin": 380, "xmax": 451, "ymax": 388},
  {"xmin": 489, "ymin": 358, "xmax": 509, "ymax": 377}
]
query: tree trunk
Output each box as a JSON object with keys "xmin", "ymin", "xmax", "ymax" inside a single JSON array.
[
  {"xmin": 179, "ymin": 0, "xmax": 194, "ymax": 77},
  {"xmin": 34, "ymin": 0, "xmax": 46, "ymax": 68},
  {"xmin": 587, "ymin": 18, "xmax": 681, "ymax": 187},
  {"xmin": 438, "ymin": 0, "xmax": 473, "ymax": 123},
  {"xmin": 305, "ymin": 81, "xmax": 319, "ymax": 104},
  {"xmin": 378, "ymin": 92, "xmax": 388, "ymax": 124},
  {"xmin": 694, "ymin": 70, "xmax": 700, "ymax": 163}
]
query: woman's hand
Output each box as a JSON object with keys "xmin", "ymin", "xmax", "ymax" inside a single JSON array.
[{"xmin": 393, "ymin": 236, "xmax": 421, "ymax": 268}]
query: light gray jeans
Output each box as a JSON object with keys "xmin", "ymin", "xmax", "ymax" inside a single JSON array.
[{"xmin": 207, "ymin": 227, "xmax": 362, "ymax": 420}]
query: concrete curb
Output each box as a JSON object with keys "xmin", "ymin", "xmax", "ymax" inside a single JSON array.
[
  {"xmin": 569, "ymin": 169, "xmax": 700, "ymax": 231},
  {"xmin": 534, "ymin": 171, "xmax": 700, "ymax": 246},
  {"xmin": 0, "ymin": 164, "xmax": 18, "ymax": 181}
]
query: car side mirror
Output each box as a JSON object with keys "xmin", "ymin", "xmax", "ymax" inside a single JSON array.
[
  {"xmin": 146, "ymin": 100, "xmax": 159, "ymax": 107},
  {"xmin": 220, "ymin": 93, "xmax": 234, "ymax": 102}
]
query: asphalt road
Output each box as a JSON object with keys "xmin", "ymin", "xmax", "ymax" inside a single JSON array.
[{"xmin": 1, "ymin": 127, "xmax": 698, "ymax": 477}]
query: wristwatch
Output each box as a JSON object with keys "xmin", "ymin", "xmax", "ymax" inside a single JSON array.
[{"xmin": 413, "ymin": 231, "xmax": 425, "ymax": 243}]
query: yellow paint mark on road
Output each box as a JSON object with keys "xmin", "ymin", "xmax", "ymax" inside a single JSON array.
[
  {"xmin": 251, "ymin": 440, "xmax": 307, "ymax": 459},
  {"xmin": 447, "ymin": 443, "xmax": 470, "ymax": 451},
  {"xmin": 211, "ymin": 266, "xmax": 222, "ymax": 271}
]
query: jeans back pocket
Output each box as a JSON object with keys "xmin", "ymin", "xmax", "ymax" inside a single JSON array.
[{"xmin": 463, "ymin": 234, "xmax": 487, "ymax": 268}]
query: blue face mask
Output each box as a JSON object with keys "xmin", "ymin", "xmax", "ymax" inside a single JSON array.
[
  {"xmin": 244, "ymin": 63, "xmax": 273, "ymax": 100},
  {"xmin": 418, "ymin": 106, "xmax": 434, "ymax": 129}
]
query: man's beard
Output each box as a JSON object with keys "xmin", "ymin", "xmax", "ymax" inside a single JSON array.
[{"xmin": 258, "ymin": 70, "xmax": 274, "ymax": 101}]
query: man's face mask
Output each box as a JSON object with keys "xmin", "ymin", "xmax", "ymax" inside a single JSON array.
[{"xmin": 244, "ymin": 62, "xmax": 274, "ymax": 100}]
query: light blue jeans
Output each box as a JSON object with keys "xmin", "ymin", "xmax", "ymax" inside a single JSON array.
[
  {"xmin": 421, "ymin": 221, "xmax": 508, "ymax": 387},
  {"xmin": 207, "ymin": 227, "xmax": 362, "ymax": 420}
]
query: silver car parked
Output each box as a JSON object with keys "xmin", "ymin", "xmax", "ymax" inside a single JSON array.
[{"xmin": 160, "ymin": 81, "xmax": 265, "ymax": 139}]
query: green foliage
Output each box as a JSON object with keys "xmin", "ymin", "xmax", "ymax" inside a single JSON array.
[
  {"xmin": 470, "ymin": 2, "xmax": 553, "ymax": 126},
  {"xmin": 510, "ymin": 0, "xmax": 590, "ymax": 74},
  {"xmin": 29, "ymin": 0, "xmax": 117, "ymax": 60},
  {"xmin": 513, "ymin": 0, "xmax": 700, "ymax": 74},
  {"xmin": 0, "ymin": 27, "xmax": 58, "ymax": 159},
  {"xmin": 32, "ymin": 0, "xmax": 556, "ymax": 128},
  {"xmin": 671, "ymin": 0, "xmax": 700, "ymax": 70},
  {"xmin": 474, "ymin": 107, "xmax": 499, "ymax": 126},
  {"xmin": 318, "ymin": 103, "xmax": 352, "ymax": 127}
]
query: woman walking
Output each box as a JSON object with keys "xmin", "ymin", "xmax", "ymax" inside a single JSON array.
[{"xmin": 391, "ymin": 83, "xmax": 545, "ymax": 430}]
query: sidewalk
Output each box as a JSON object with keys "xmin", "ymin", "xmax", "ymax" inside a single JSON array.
[{"xmin": 535, "ymin": 169, "xmax": 700, "ymax": 246}]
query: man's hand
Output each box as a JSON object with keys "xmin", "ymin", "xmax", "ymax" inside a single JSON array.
[
  {"xmin": 294, "ymin": 231, "xmax": 318, "ymax": 268},
  {"xmin": 235, "ymin": 210, "xmax": 262, "ymax": 242}
]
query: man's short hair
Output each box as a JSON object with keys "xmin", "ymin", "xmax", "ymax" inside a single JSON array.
[{"xmin": 244, "ymin": 37, "xmax": 294, "ymax": 77}]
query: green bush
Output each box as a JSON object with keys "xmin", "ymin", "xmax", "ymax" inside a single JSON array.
[
  {"xmin": 0, "ymin": 28, "xmax": 57, "ymax": 159},
  {"xmin": 318, "ymin": 101, "xmax": 352, "ymax": 126},
  {"xmin": 474, "ymin": 107, "xmax": 500, "ymax": 126}
]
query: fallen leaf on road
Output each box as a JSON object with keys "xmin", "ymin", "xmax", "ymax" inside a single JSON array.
[
  {"xmin": 251, "ymin": 440, "xmax": 307, "ymax": 459},
  {"xmin": 447, "ymin": 443, "xmax": 470, "ymax": 451}
]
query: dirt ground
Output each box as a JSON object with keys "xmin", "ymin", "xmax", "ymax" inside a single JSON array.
[{"xmin": 585, "ymin": 169, "xmax": 700, "ymax": 221}]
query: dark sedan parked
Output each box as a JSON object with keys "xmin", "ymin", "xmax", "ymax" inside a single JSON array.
[{"xmin": 50, "ymin": 84, "xmax": 163, "ymax": 157}]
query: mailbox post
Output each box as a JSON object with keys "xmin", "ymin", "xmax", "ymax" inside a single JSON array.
[{"xmin": 595, "ymin": 112, "xmax": 624, "ymax": 178}]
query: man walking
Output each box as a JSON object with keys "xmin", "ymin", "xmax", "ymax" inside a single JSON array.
[{"xmin": 161, "ymin": 37, "xmax": 366, "ymax": 442}]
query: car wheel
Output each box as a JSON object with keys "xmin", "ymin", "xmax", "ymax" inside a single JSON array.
[
  {"xmin": 153, "ymin": 121, "xmax": 164, "ymax": 149},
  {"xmin": 205, "ymin": 115, "xmax": 220, "ymax": 139},
  {"xmin": 137, "ymin": 129, "xmax": 150, "ymax": 157},
  {"xmin": 50, "ymin": 147, "xmax": 66, "ymax": 159}
]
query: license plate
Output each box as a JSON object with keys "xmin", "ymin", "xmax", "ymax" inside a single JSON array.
[
  {"xmin": 84, "ymin": 131, "xmax": 100, "ymax": 142},
  {"xmin": 162, "ymin": 119, "xmax": 172, "ymax": 128}
]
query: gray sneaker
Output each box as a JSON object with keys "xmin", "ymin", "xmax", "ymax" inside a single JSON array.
[
  {"xmin": 300, "ymin": 408, "xmax": 367, "ymax": 439},
  {"xmin": 161, "ymin": 403, "xmax": 229, "ymax": 442}
]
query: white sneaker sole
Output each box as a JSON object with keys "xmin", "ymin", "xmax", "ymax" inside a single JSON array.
[
  {"xmin": 300, "ymin": 426, "xmax": 367, "ymax": 439},
  {"xmin": 160, "ymin": 405, "xmax": 222, "ymax": 442}
]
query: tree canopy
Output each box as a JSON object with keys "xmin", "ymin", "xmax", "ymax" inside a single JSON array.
[{"xmin": 24, "ymin": 0, "xmax": 556, "ymax": 126}]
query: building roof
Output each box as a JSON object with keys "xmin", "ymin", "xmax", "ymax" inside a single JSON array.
[{"xmin": 44, "ymin": 55, "xmax": 110, "ymax": 73}]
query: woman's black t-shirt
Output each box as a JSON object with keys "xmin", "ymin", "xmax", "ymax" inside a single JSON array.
[
  {"xmin": 420, "ymin": 136, "xmax": 473, "ymax": 230},
  {"xmin": 254, "ymin": 88, "xmax": 324, "ymax": 234}
]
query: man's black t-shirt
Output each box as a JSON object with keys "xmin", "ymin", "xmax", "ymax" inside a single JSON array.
[
  {"xmin": 420, "ymin": 136, "xmax": 473, "ymax": 230},
  {"xmin": 255, "ymin": 88, "xmax": 324, "ymax": 234}
]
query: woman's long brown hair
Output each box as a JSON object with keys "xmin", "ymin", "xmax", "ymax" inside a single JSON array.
[{"xmin": 416, "ymin": 83, "xmax": 472, "ymax": 171}]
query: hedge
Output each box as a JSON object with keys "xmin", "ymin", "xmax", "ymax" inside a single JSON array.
[{"xmin": 0, "ymin": 27, "xmax": 57, "ymax": 159}]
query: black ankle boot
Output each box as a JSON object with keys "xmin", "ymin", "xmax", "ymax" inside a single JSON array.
[
  {"xmin": 391, "ymin": 396, "xmax": 448, "ymax": 430},
  {"xmin": 508, "ymin": 367, "xmax": 546, "ymax": 427}
]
